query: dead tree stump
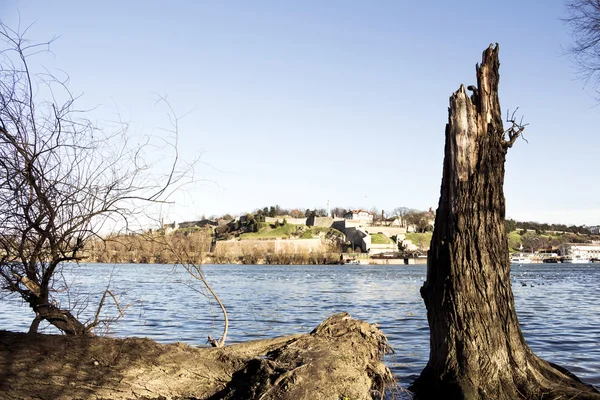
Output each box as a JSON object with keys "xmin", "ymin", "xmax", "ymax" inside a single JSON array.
[{"xmin": 411, "ymin": 44, "xmax": 600, "ymax": 400}]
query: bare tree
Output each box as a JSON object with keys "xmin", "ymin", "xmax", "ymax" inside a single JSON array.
[
  {"xmin": 289, "ymin": 208, "xmax": 305, "ymax": 218},
  {"xmin": 410, "ymin": 44, "xmax": 599, "ymax": 399},
  {"xmin": 403, "ymin": 211, "xmax": 432, "ymax": 233},
  {"xmin": 521, "ymin": 235, "xmax": 550, "ymax": 254},
  {"xmin": 565, "ymin": 0, "xmax": 600, "ymax": 96},
  {"xmin": 0, "ymin": 24, "xmax": 189, "ymax": 335},
  {"xmin": 389, "ymin": 206, "xmax": 413, "ymax": 227}
]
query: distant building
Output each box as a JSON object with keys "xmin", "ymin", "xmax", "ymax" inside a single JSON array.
[
  {"xmin": 163, "ymin": 221, "xmax": 179, "ymax": 235},
  {"xmin": 389, "ymin": 217, "xmax": 403, "ymax": 226},
  {"xmin": 558, "ymin": 243, "xmax": 600, "ymax": 260},
  {"xmin": 344, "ymin": 210, "xmax": 374, "ymax": 222},
  {"xmin": 588, "ymin": 225, "xmax": 600, "ymax": 235}
]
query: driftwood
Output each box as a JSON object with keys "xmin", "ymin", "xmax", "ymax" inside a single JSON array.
[{"xmin": 0, "ymin": 313, "xmax": 394, "ymax": 400}]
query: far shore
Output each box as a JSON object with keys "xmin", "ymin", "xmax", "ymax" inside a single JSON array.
[{"xmin": 84, "ymin": 256, "xmax": 429, "ymax": 266}]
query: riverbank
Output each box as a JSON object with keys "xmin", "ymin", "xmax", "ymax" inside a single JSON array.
[
  {"xmin": 0, "ymin": 313, "xmax": 394, "ymax": 400},
  {"xmin": 203, "ymin": 255, "xmax": 428, "ymax": 266}
]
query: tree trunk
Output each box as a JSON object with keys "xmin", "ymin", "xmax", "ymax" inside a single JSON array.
[
  {"xmin": 411, "ymin": 44, "xmax": 600, "ymax": 399},
  {"xmin": 35, "ymin": 304, "xmax": 88, "ymax": 335},
  {"xmin": 29, "ymin": 294, "xmax": 87, "ymax": 336}
]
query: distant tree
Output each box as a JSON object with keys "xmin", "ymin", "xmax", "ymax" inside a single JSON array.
[
  {"xmin": 570, "ymin": 234, "xmax": 589, "ymax": 243},
  {"xmin": 404, "ymin": 211, "xmax": 432, "ymax": 233},
  {"xmin": 330, "ymin": 207, "xmax": 348, "ymax": 218},
  {"xmin": 392, "ymin": 207, "xmax": 415, "ymax": 216},
  {"xmin": 289, "ymin": 209, "xmax": 305, "ymax": 218},
  {"xmin": 268, "ymin": 206, "xmax": 276, "ymax": 218},
  {"xmin": 521, "ymin": 236, "xmax": 550, "ymax": 253},
  {"xmin": 273, "ymin": 205, "xmax": 289, "ymax": 216},
  {"xmin": 369, "ymin": 207, "xmax": 381, "ymax": 220},
  {"xmin": 390, "ymin": 207, "xmax": 415, "ymax": 226},
  {"xmin": 315, "ymin": 208, "xmax": 328, "ymax": 217},
  {"xmin": 505, "ymin": 218, "xmax": 517, "ymax": 233},
  {"xmin": 221, "ymin": 213, "xmax": 233, "ymax": 221}
]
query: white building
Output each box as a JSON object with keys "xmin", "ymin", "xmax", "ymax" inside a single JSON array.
[
  {"xmin": 558, "ymin": 243, "xmax": 600, "ymax": 261},
  {"xmin": 344, "ymin": 210, "xmax": 374, "ymax": 222}
]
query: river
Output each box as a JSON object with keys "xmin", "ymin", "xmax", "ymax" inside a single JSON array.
[{"xmin": 1, "ymin": 263, "xmax": 599, "ymax": 393}]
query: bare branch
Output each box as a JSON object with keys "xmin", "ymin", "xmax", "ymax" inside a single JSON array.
[
  {"xmin": 139, "ymin": 230, "xmax": 228, "ymax": 347},
  {"xmin": 502, "ymin": 108, "xmax": 528, "ymax": 148},
  {"xmin": 564, "ymin": 0, "xmax": 600, "ymax": 97},
  {"xmin": 0, "ymin": 22, "xmax": 194, "ymax": 335},
  {"xmin": 86, "ymin": 288, "xmax": 127, "ymax": 334}
]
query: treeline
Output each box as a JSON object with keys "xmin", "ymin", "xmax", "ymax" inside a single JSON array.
[
  {"xmin": 215, "ymin": 214, "xmax": 261, "ymax": 240},
  {"xmin": 214, "ymin": 204, "xmax": 437, "ymax": 233},
  {"xmin": 212, "ymin": 246, "xmax": 342, "ymax": 265},
  {"xmin": 171, "ymin": 205, "xmax": 597, "ymax": 239},
  {"xmin": 508, "ymin": 230, "xmax": 600, "ymax": 253},
  {"xmin": 84, "ymin": 225, "xmax": 344, "ymax": 265},
  {"xmin": 220, "ymin": 206, "xmax": 330, "ymax": 220},
  {"xmin": 505, "ymin": 219, "xmax": 594, "ymax": 234},
  {"xmin": 215, "ymin": 205, "xmax": 427, "ymax": 221},
  {"xmin": 84, "ymin": 228, "xmax": 213, "ymax": 264},
  {"xmin": 214, "ymin": 206, "xmax": 597, "ymax": 236}
]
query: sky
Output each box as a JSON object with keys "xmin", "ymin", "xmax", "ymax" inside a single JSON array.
[{"xmin": 1, "ymin": 1, "xmax": 599, "ymax": 226}]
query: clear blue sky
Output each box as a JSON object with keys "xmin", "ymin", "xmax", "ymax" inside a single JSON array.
[{"xmin": 2, "ymin": 1, "xmax": 598, "ymax": 226}]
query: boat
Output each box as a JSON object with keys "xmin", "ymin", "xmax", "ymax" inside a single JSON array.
[
  {"xmin": 561, "ymin": 254, "xmax": 591, "ymax": 264},
  {"xmin": 542, "ymin": 257, "xmax": 560, "ymax": 263},
  {"xmin": 510, "ymin": 253, "xmax": 533, "ymax": 264}
]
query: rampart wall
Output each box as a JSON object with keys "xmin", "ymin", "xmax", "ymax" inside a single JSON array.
[{"xmin": 214, "ymin": 238, "xmax": 325, "ymax": 257}]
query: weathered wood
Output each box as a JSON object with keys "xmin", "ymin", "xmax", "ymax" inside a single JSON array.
[
  {"xmin": 0, "ymin": 313, "xmax": 394, "ymax": 400},
  {"xmin": 411, "ymin": 44, "xmax": 600, "ymax": 399}
]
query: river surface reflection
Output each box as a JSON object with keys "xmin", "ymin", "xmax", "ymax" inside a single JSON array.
[{"xmin": 1, "ymin": 263, "xmax": 598, "ymax": 392}]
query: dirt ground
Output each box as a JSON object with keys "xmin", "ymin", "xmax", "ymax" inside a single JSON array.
[{"xmin": 0, "ymin": 313, "xmax": 395, "ymax": 400}]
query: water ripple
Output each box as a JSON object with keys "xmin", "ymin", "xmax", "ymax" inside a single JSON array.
[{"xmin": 0, "ymin": 263, "xmax": 598, "ymax": 393}]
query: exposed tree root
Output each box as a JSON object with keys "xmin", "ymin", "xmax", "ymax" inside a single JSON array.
[
  {"xmin": 411, "ymin": 357, "xmax": 600, "ymax": 400},
  {"xmin": 0, "ymin": 312, "xmax": 394, "ymax": 400}
]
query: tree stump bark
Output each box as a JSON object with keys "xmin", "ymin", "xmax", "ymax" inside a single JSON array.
[{"xmin": 411, "ymin": 44, "xmax": 600, "ymax": 400}]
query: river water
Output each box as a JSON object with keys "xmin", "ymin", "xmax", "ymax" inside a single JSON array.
[{"xmin": 1, "ymin": 263, "xmax": 598, "ymax": 393}]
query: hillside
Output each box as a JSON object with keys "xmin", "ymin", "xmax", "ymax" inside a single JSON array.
[
  {"xmin": 404, "ymin": 230, "xmax": 600, "ymax": 254},
  {"xmin": 239, "ymin": 223, "xmax": 338, "ymax": 240}
]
